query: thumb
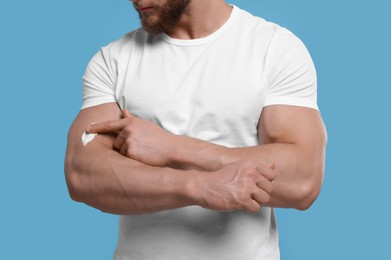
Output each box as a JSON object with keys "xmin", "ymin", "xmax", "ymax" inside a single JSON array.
[
  {"xmin": 122, "ymin": 109, "xmax": 135, "ymax": 119},
  {"xmin": 267, "ymin": 163, "xmax": 275, "ymax": 170}
]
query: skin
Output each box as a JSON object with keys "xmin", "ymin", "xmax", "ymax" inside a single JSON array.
[
  {"xmin": 66, "ymin": 103, "xmax": 275, "ymax": 214},
  {"xmin": 132, "ymin": 0, "xmax": 191, "ymax": 35},
  {"xmin": 65, "ymin": 0, "xmax": 327, "ymax": 214},
  {"xmin": 132, "ymin": 0, "xmax": 233, "ymax": 39}
]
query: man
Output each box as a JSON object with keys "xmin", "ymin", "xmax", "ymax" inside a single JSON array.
[{"xmin": 65, "ymin": 0, "xmax": 327, "ymax": 259}]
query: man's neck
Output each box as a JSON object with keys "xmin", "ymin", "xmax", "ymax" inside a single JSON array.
[{"xmin": 167, "ymin": 1, "xmax": 232, "ymax": 40}]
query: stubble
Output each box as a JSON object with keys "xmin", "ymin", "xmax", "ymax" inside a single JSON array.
[{"xmin": 134, "ymin": 0, "xmax": 191, "ymax": 34}]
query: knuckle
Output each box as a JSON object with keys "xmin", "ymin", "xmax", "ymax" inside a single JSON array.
[
  {"xmin": 243, "ymin": 159, "xmax": 256, "ymax": 168},
  {"xmin": 236, "ymin": 188, "xmax": 249, "ymax": 203},
  {"xmin": 247, "ymin": 203, "xmax": 260, "ymax": 213},
  {"xmin": 259, "ymin": 178, "xmax": 273, "ymax": 194},
  {"xmin": 239, "ymin": 166, "xmax": 256, "ymax": 178},
  {"xmin": 263, "ymin": 193, "xmax": 271, "ymax": 203},
  {"xmin": 237, "ymin": 190, "xmax": 247, "ymax": 202},
  {"xmin": 268, "ymin": 167, "xmax": 277, "ymax": 179},
  {"xmin": 122, "ymin": 126, "xmax": 132, "ymax": 135},
  {"xmin": 118, "ymin": 131, "xmax": 126, "ymax": 139},
  {"xmin": 267, "ymin": 182, "xmax": 274, "ymax": 193},
  {"xmin": 105, "ymin": 121, "xmax": 116, "ymax": 130},
  {"xmin": 264, "ymin": 168, "xmax": 275, "ymax": 179},
  {"xmin": 241, "ymin": 182, "xmax": 252, "ymax": 193},
  {"xmin": 236, "ymin": 159, "xmax": 254, "ymax": 169}
]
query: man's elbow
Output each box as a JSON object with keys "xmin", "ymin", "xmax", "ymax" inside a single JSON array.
[
  {"xmin": 295, "ymin": 170, "xmax": 324, "ymax": 211},
  {"xmin": 295, "ymin": 141, "xmax": 326, "ymax": 211},
  {"xmin": 64, "ymin": 158, "xmax": 84, "ymax": 203}
]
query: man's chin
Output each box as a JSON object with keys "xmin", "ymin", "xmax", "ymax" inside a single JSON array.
[
  {"xmin": 141, "ymin": 24, "xmax": 165, "ymax": 35},
  {"xmin": 141, "ymin": 18, "xmax": 171, "ymax": 35}
]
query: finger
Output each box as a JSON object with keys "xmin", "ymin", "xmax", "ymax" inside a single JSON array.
[
  {"xmin": 122, "ymin": 109, "xmax": 135, "ymax": 119},
  {"xmin": 255, "ymin": 176, "xmax": 273, "ymax": 194},
  {"xmin": 244, "ymin": 200, "xmax": 261, "ymax": 213},
  {"xmin": 256, "ymin": 165, "xmax": 276, "ymax": 181},
  {"xmin": 251, "ymin": 189, "xmax": 271, "ymax": 206},
  {"xmin": 122, "ymin": 109, "xmax": 130, "ymax": 118},
  {"xmin": 113, "ymin": 133, "xmax": 126, "ymax": 151},
  {"xmin": 86, "ymin": 118, "xmax": 129, "ymax": 134},
  {"xmin": 267, "ymin": 163, "xmax": 275, "ymax": 170},
  {"xmin": 120, "ymin": 143, "xmax": 129, "ymax": 157}
]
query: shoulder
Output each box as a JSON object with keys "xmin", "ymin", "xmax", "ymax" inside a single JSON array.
[
  {"xmin": 90, "ymin": 27, "xmax": 163, "ymax": 71},
  {"xmin": 100, "ymin": 28, "xmax": 148, "ymax": 56},
  {"xmin": 234, "ymin": 7, "xmax": 312, "ymax": 66},
  {"xmin": 231, "ymin": 6, "xmax": 301, "ymax": 49},
  {"xmin": 233, "ymin": 5, "xmax": 280, "ymax": 32}
]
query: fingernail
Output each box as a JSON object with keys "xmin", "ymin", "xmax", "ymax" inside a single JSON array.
[{"xmin": 86, "ymin": 123, "xmax": 94, "ymax": 133}]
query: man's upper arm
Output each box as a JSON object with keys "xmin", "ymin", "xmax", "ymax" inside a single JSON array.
[
  {"xmin": 259, "ymin": 105, "xmax": 327, "ymax": 148},
  {"xmin": 67, "ymin": 102, "xmax": 121, "ymax": 150},
  {"xmin": 258, "ymin": 105, "xmax": 326, "ymax": 209},
  {"xmin": 65, "ymin": 103, "xmax": 122, "ymax": 183}
]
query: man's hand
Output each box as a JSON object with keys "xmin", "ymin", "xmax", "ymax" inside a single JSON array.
[
  {"xmin": 195, "ymin": 161, "xmax": 276, "ymax": 213},
  {"xmin": 86, "ymin": 109, "xmax": 176, "ymax": 167}
]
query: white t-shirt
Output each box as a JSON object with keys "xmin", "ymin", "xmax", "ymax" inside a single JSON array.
[{"xmin": 82, "ymin": 5, "xmax": 318, "ymax": 260}]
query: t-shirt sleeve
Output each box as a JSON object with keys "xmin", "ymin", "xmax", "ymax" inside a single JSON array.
[
  {"xmin": 81, "ymin": 46, "xmax": 117, "ymax": 109},
  {"xmin": 264, "ymin": 28, "xmax": 318, "ymax": 110}
]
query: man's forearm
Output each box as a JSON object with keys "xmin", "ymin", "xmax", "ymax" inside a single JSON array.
[
  {"xmin": 65, "ymin": 135, "xmax": 275, "ymax": 215},
  {"xmin": 66, "ymin": 140, "xmax": 197, "ymax": 215},
  {"xmin": 66, "ymin": 104, "xmax": 277, "ymax": 215},
  {"xmin": 170, "ymin": 136, "xmax": 325, "ymax": 210},
  {"xmin": 81, "ymin": 105, "xmax": 325, "ymax": 211}
]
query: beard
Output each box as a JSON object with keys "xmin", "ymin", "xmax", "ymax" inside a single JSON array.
[{"xmin": 134, "ymin": 0, "xmax": 191, "ymax": 35}]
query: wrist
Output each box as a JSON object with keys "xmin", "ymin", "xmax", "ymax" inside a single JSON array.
[
  {"xmin": 168, "ymin": 135, "xmax": 200, "ymax": 169},
  {"xmin": 181, "ymin": 170, "xmax": 205, "ymax": 207},
  {"xmin": 165, "ymin": 131, "xmax": 233, "ymax": 171},
  {"xmin": 217, "ymin": 147, "xmax": 233, "ymax": 167},
  {"xmin": 171, "ymin": 135, "xmax": 230, "ymax": 170},
  {"xmin": 167, "ymin": 134, "xmax": 187, "ymax": 167}
]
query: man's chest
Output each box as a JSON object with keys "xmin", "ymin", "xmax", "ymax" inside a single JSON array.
[{"xmin": 115, "ymin": 44, "xmax": 268, "ymax": 146}]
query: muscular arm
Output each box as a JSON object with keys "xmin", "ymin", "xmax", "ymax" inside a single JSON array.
[
  {"xmin": 231, "ymin": 106, "xmax": 326, "ymax": 209},
  {"xmin": 173, "ymin": 105, "xmax": 327, "ymax": 210},
  {"xmin": 65, "ymin": 103, "xmax": 196, "ymax": 214},
  {"xmin": 88, "ymin": 105, "xmax": 326, "ymax": 210},
  {"xmin": 65, "ymin": 103, "xmax": 275, "ymax": 214}
]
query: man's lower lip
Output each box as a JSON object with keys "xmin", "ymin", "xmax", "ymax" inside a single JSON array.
[{"xmin": 139, "ymin": 7, "xmax": 153, "ymax": 12}]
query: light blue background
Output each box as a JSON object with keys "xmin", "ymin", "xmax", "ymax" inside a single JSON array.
[{"xmin": 1, "ymin": 0, "xmax": 390, "ymax": 259}]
